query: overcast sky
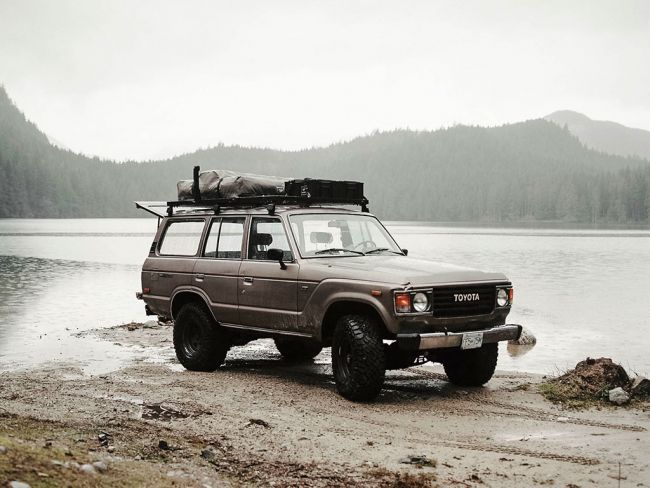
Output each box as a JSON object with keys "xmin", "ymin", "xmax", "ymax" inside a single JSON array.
[{"xmin": 1, "ymin": 0, "xmax": 648, "ymax": 161}]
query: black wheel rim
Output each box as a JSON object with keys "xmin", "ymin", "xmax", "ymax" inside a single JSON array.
[
  {"xmin": 182, "ymin": 320, "xmax": 202, "ymax": 357},
  {"xmin": 336, "ymin": 340, "xmax": 352, "ymax": 381}
]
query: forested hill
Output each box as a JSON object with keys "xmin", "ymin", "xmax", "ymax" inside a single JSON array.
[{"xmin": 1, "ymin": 86, "xmax": 649, "ymax": 223}]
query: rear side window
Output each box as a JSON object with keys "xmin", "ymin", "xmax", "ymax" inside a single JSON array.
[
  {"xmin": 203, "ymin": 217, "xmax": 245, "ymax": 259},
  {"xmin": 159, "ymin": 220, "xmax": 205, "ymax": 256}
]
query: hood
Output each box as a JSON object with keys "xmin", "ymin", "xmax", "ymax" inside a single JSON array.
[{"xmin": 303, "ymin": 255, "xmax": 509, "ymax": 286}]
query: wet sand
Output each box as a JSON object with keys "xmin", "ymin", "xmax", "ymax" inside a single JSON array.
[{"xmin": 1, "ymin": 322, "xmax": 649, "ymax": 487}]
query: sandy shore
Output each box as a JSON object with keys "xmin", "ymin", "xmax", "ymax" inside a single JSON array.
[{"xmin": 1, "ymin": 322, "xmax": 649, "ymax": 487}]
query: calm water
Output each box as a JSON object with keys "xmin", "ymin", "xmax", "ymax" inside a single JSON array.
[{"xmin": 1, "ymin": 219, "xmax": 649, "ymax": 375}]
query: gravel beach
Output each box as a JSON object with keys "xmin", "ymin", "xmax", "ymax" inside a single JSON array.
[{"xmin": 1, "ymin": 322, "xmax": 648, "ymax": 487}]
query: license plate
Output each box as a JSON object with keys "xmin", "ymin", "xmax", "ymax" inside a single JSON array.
[{"xmin": 461, "ymin": 332, "xmax": 483, "ymax": 350}]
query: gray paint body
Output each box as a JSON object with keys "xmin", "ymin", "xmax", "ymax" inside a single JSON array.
[{"xmin": 140, "ymin": 206, "xmax": 512, "ymax": 342}]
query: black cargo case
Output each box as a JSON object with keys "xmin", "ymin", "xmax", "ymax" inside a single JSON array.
[{"xmin": 284, "ymin": 179, "xmax": 364, "ymax": 201}]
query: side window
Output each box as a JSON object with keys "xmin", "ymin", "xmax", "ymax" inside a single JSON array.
[
  {"xmin": 159, "ymin": 220, "xmax": 205, "ymax": 256},
  {"xmin": 248, "ymin": 217, "xmax": 293, "ymax": 261},
  {"xmin": 203, "ymin": 219, "xmax": 221, "ymax": 257},
  {"xmin": 218, "ymin": 218, "xmax": 245, "ymax": 258},
  {"xmin": 203, "ymin": 217, "xmax": 245, "ymax": 259}
]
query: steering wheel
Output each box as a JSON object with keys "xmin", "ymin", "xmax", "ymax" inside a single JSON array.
[{"xmin": 351, "ymin": 240, "xmax": 376, "ymax": 252}]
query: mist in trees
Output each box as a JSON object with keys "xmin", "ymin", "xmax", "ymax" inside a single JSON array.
[{"xmin": 1, "ymin": 87, "xmax": 649, "ymax": 224}]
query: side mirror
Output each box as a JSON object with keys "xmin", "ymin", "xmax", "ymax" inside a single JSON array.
[
  {"xmin": 401, "ymin": 248, "xmax": 408, "ymax": 256},
  {"xmin": 267, "ymin": 248, "xmax": 287, "ymax": 270}
]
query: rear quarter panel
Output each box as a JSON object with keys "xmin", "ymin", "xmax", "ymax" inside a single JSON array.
[{"xmin": 141, "ymin": 256, "xmax": 197, "ymax": 316}]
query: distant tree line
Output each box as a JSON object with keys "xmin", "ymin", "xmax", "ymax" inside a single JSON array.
[{"xmin": 1, "ymin": 86, "xmax": 649, "ymax": 223}]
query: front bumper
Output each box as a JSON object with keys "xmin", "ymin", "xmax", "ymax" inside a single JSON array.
[{"xmin": 397, "ymin": 324, "xmax": 522, "ymax": 351}]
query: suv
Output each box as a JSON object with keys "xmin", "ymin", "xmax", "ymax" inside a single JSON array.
[{"xmin": 136, "ymin": 185, "xmax": 521, "ymax": 401}]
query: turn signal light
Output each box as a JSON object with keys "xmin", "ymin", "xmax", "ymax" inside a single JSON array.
[
  {"xmin": 395, "ymin": 292, "xmax": 411, "ymax": 313},
  {"xmin": 508, "ymin": 288, "xmax": 514, "ymax": 304},
  {"xmin": 143, "ymin": 287, "xmax": 151, "ymax": 294}
]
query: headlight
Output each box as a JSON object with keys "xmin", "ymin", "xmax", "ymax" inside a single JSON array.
[
  {"xmin": 394, "ymin": 290, "xmax": 431, "ymax": 313},
  {"xmin": 497, "ymin": 288, "xmax": 509, "ymax": 307},
  {"xmin": 413, "ymin": 292, "xmax": 429, "ymax": 312}
]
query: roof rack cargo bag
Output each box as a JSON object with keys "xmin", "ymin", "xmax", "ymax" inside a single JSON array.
[{"xmin": 177, "ymin": 169, "xmax": 288, "ymax": 201}]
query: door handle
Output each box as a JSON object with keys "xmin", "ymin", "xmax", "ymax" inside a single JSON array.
[
  {"xmin": 243, "ymin": 277, "xmax": 254, "ymax": 285},
  {"xmin": 159, "ymin": 273, "xmax": 172, "ymax": 278},
  {"xmin": 194, "ymin": 273, "xmax": 205, "ymax": 282}
]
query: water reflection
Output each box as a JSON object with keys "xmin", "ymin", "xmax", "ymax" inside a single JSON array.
[
  {"xmin": 0, "ymin": 219, "xmax": 155, "ymax": 373},
  {"xmin": 0, "ymin": 219, "xmax": 649, "ymax": 376},
  {"xmin": 0, "ymin": 254, "xmax": 150, "ymax": 373},
  {"xmin": 390, "ymin": 225, "xmax": 650, "ymax": 375}
]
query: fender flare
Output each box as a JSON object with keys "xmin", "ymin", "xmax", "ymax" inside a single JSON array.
[{"xmin": 169, "ymin": 286, "xmax": 217, "ymax": 322}]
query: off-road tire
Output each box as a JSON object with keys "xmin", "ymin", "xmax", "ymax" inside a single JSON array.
[
  {"xmin": 442, "ymin": 343, "xmax": 498, "ymax": 386},
  {"xmin": 332, "ymin": 314, "xmax": 386, "ymax": 401},
  {"xmin": 173, "ymin": 302, "xmax": 229, "ymax": 372},
  {"xmin": 274, "ymin": 338, "xmax": 323, "ymax": 361}
]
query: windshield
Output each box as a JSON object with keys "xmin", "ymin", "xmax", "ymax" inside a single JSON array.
[{"xmin": 288, "ymin": 213, "xmax": 403, "ymax": 257}]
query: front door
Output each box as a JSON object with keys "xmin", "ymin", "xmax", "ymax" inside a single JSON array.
[{"xmin": 238, "ymin": 216, "xmax": 299, "ymax": 331}]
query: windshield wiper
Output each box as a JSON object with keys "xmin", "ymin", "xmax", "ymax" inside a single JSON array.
[
  {"xmin": 314, "ymin": 248, "xmax": 365, "ymax": 256},
  {"xmin": 365, "ymin": 248, "xmax": 403, "ymax": 255}
]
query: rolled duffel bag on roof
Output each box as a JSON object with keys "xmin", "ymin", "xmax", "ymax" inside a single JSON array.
[{"xmin": 177, "ymin": 169, "xmax": 290, "ymax": 201}]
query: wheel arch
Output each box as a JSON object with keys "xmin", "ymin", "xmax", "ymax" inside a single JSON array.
[
  {"xmin": 320, "ymin": 300, "xmax": 391, "ymax": 346},
  {"xmin": 170, "ymin": 288, "xmax": 215, "ymax": 321}
]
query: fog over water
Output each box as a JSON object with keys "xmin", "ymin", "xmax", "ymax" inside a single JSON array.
[{"xmin": 1, "ymin": 219, "xmax": 648, "ymax": 376}]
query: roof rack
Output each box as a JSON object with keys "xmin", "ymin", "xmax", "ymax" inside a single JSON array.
[
  {"xmin": 163, "ymin": 194, "xmax": 369, "ymax": 216},
  {"xmin": 135, "ymin": 166, "xmax": 369, "ymax": 217}
]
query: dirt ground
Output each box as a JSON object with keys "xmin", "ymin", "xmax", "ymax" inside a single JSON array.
[{"xmin": 1, "ymin": 322, "xmax": 649, "ymax": 487}]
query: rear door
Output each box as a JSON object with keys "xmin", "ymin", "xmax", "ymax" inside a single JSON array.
[
  {"xmin": 192, "ymin": 216, "xmax": 245, "ymax": 324},
  {"xmin": 238, "ymin": 216, "xmax": 299, "ymax": 331}
]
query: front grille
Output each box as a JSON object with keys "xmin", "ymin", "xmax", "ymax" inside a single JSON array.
[{"xmin": 432, "ymin": 285, "xmax": 495, "ymax": 318}]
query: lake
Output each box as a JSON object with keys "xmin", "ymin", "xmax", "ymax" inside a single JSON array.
[{"xmin": 1, "ymin": 219, "xmax": 649, "ymax": 376}]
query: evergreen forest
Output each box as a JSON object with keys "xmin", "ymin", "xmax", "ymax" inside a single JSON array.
[{"xmin": 1, "ymin": 86, "xmax": 649, "ymax": 223}]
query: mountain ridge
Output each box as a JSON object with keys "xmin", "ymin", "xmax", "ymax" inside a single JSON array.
[
  {"xmin": 545, "ymin": 110, "xmax": 650, "ymax": 161},
  {"xmin": 1, "ymin": 86, "xmax": 649, "ymax": 223}
]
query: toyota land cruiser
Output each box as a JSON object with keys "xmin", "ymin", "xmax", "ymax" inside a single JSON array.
[{"xmin": 136, "ymin": 171, "xmax": 521, "ymax": 401}]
